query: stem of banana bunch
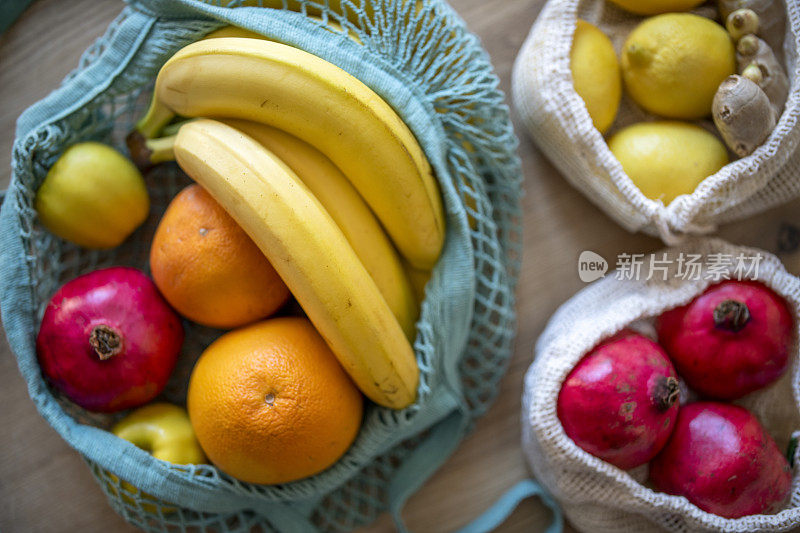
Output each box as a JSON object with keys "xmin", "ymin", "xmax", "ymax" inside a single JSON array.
[
  {"xmin": 146, "ymin": 135, "xmax": 178, "ymax": 165},
  {"xmin": 135, "ymin": 99, "xmax": 177, "ymax": 139},
  {"xmin": 127, "ymin": 120, "xmax": 197, "ymax": 171},
  {"xmin": 126, "ymin": 97, "xmax": 180, "ymax": 169},
  {"xmin": 127, "ymin": 132, "xmax": 177, "ymax": 171}
]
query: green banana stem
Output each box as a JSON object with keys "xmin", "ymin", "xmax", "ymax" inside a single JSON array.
[
  {"xmin": 161, "ymin": 118, "xmax": 197, "ymax": 137},
  {"xmin": 127, "ymin": 118, "xmax": 197, "ymax": 170},
  {"xmin": 147, "ymin": 135, "xmax": 178, "ymax": 165},
  {"xmin": 127, "ymin": 96, "xmax": 175, "ymax": 169},
  {"xmin": 126, "ymin": 132, "xmax": 177, "ymax": 171},
  {"xmin": 135, "ymin": 97, "xmax": 176, "ymax": 139}
]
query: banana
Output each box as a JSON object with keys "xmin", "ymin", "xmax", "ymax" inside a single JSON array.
[
  {"xmin": 404, "ymin": 261, "xmax": 432, "ymax": 306},
  {"xmin": 142, "ymin": 135, "xmax": 178, "ymax": 165},
  {"xmin": 142, "ymin": 120, "xmax": 418, "ymax": 338},
  {"xmin": 131, "ymin": 25, "xmax": 353, "ymax": 140},
  {"xmin": 137, "ymin": 37, "xmax": 444, "ymax": 270},
  {"xmin": 173, "ymin": 118, "xmax": 419, "ymax": 409},
  {"xmin": 130, "ymin": 28, "xmax": 268, "ymax": 144},
  {"xmin": 219, "ymin": 119, "xmax": 418, "ymax": 339}
]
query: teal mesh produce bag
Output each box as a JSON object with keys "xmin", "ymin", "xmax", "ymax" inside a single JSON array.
[{"xmin": 0, "ymin": 1, "xmax": 523, "ymax": 531}]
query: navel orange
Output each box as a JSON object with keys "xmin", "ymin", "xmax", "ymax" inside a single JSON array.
[
  {"xmin": 187, "ymin": 317, "xmax": 363, "ymax": 484},
  {"xmin": 150, "ymin": 184, "xmax": 289, "ymax": 329}
]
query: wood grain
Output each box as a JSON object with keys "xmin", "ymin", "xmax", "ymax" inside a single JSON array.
[{"xmin": 1, "ymin": 1, "xmax": 798, "ymax": 532}]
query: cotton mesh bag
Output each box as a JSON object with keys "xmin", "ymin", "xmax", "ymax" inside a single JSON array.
[
  {"xmin": 522, "ymin": 237, "xmax": 800, "ymax": 533},
  {"xmin": 0, "ymin": 1, "xmax": 524, "ymax": 531},
  {"xmin": 512, "ymin": 0, "xmax": 800, "ymax": 244}
]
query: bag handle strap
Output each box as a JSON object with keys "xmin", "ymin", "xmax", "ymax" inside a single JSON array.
[
  {"xmin": 387, "ymin": 406, "xmax": 563, "ymax": 533},
  {"xmin": 455, "ymin": 479, "xmax": 563, "ymax": 533}
]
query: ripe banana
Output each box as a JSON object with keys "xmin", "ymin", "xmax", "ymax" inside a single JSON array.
[
  {"xmin": 404, "ymin": 261, "xmax": 432, "ymax": 306},
  {"xmin": 131, "ymin": 23, "xmax": 354, "ymax": 140},
  {"xmin": 137, "ymin": 37, "xmax": 444, "ymax": 270},
  {"xmin": 173, "ymin": 119, "xmax": 419, "ymax": 409},
  {"xmin": 131, "ymin": 24, "xmax": 360, "ymax": 159},
  {"xmin": 131, "ymin": 27, "xmax": 269, "ymax": 143},
  {"xmin": 220, "ymin": 119, "xmax": 418, "ymax": 339},
  {"xmin": 142, "ymin": 119, "xmax": 419, "ymax": 338}
]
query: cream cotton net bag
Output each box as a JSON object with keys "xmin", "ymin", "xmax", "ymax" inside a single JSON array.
[
  {"xmin": 522, "ymin": 237, "xmax": 800, "ymax": 532},
  {"xmin": 512, "ymin": 0, "xmax": 800, "ymax": 244}
]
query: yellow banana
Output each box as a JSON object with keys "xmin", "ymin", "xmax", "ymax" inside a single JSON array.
[
  {"xmin": 141, "ymin": 120, "xmax": 418, "ymax": 338},
  {"xmin": 130, "ymin": 23, "xmax": 360, "ymax": 161},
  {"xmin": 129, "ymin": 27, "xmax": 267, "ymax": 146},
  {"xmin": 404, "ymin": 261, "xmax": 432, "ymax": 305},
  {"xmin": 173, "ymin": 119, "xmax": 419, "ymax": 409},
  {"xmin": 220, "ymin": 119, "xmax": 418, "ymax": 339},
  {"xmin": 134, "ymin": 25, "xmax": 357, "ymax": 136},
  {"xmin": 138, "ymin": 37, "xmax": 444, "ymax": 270}
]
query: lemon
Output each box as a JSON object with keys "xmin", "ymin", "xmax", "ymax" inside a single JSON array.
[
  {"xmin": 608, "ymin": 0, "xmax": 704, "ymax": 15},
  {"xmin": 608, "ymin": 121, "xmax": 729, "ymax": 205},
  {"xmin": 621, "ymin": 14, "xmax": 735, "ymax": 119},
  {"xmin": 35, "ymin": 142, "xmax": 150, "ymax": 248},
  {"xmin": 571, "ymin": 20, "xmax": 621, "ymax": 134}
]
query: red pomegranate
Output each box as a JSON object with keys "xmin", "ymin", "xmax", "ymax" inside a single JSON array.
[
  {"xmin": 557, "ymin": 329, "xmax": 681, "ymax": 470},
  {"xmin": 657, "ymin": 280, "xmax": 794, "ymax": 400},
  {"xmin": 650, "ymin": 402, "xmax": 791, "ymax": 518},
  {"xmin": 36, "ymin": 267, "xmax": 183, "ymax": 412}
]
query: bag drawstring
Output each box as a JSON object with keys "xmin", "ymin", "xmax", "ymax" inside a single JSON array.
[{"xmin": 455, "ymin": 479, "xmax": 563, "ymax": 533}]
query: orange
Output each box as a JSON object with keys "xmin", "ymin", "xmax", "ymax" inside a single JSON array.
[
  {"xmin": 187, "ymin": 317, "xmax": 363, "ymax": 484},
  {"xmin": 150, "ymin": 184, "xmax": 290, "ymax": 329}
]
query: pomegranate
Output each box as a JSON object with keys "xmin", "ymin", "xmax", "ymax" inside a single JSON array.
[
  {"xmin": 650, "ymin": 402, "xmax": 791, "ymax": 518},
  {"xmin": 557, "ymin": 329, "xmax": 680, "ymax": 470},
  {"xmin": 37, "ymin": 267, "xmax": 183, "ymax": 412},
  {"xmin": 657, "ymin": 280, "xmax": 794, "ymax": 400}
]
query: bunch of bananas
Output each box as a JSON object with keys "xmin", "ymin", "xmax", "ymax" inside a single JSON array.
[{"xmin": 132, "ymin": 29, "xmax": 445, "ymax": 409}]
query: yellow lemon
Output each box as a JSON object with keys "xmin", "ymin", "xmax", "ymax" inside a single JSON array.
[
  {"xmin": 608, "ymin": 0, "xmax": 704, "ymax": 15},
  {"xmin": 608, "ymin": 121, "xmax": 729, "ymax": 205},
  {"xmin": 35, "ymin": 142, "xmax": 149, "ymax": 248},
  {"xmin": 621, "ymin": 14, "xmax": 735, "ymax": 119},
  {"xmin": 571, "ymin": 20, "xmax": 621, "ymax": 134}
]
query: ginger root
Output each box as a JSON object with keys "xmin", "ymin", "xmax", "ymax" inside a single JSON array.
[
  {"xmin": 741, "ymin": 63, "xmax": 763, "ymax": 85},
  {"xmin": 736, "ymin": 35, "xmax": 789, "ymax": 115},
  {"xmin": 712, "ymin": 75, "xmax": 776, "ymax": 157},
  {"xmin": 718, "ymin": 0, "xmax": 785, "ymax": 63},
  {"xmin": 726, "ymin": 9, "xmax": 759, "ymax": 40}
]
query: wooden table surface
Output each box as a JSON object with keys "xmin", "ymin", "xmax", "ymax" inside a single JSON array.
[{"xmin": 1, "ymin": 1, "xmax": 798, "ymax": 532}]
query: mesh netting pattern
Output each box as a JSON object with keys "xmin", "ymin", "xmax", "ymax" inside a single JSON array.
[{"xmin": 0, "ymin": 0, "xmax": 522, "ymax": 531}]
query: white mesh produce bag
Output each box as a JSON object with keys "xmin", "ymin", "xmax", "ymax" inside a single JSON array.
[
  {"xmin": 511, "ymin": 0, "xmax": 800, "ymax": 244},
  {"xmin": 522, "ymin": 237, "xmax": 800, "ymax": 533}
]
